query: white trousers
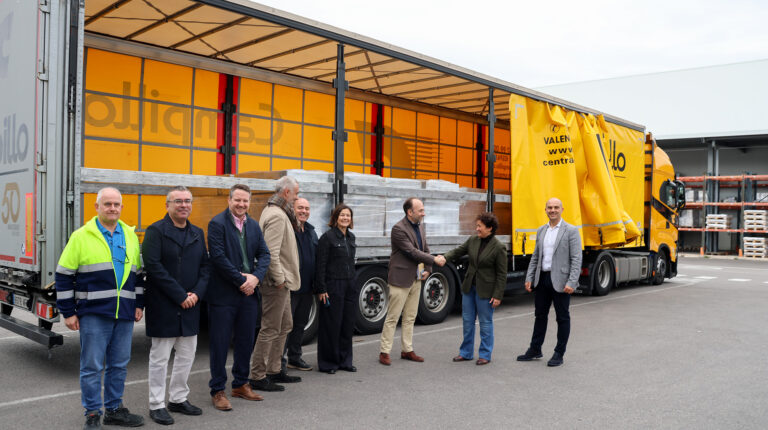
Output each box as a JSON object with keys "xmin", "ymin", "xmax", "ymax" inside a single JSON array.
[{"xmin": 148, "ymin": 335, "xmax": 197, "ymax": 410}]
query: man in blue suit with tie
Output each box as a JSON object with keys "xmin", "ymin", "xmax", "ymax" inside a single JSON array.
[
  {"xmin": 207, "ymin": 184, "xmax": 271, "ymax": 410},
  {"xmin": 517, "ymin": 197, "xmax": 582, "ymax": 367}
]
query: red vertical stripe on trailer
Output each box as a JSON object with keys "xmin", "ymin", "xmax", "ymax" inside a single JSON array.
[
  {"xmin": 370, "ymin": 104, "xmax": 379, "ymax": 174},
  {"xmin": 230, "ymin": 76, "xmax": 239, "ymax": 173},
  {"xmin": 216, "ymin": 74, "xmax": 227, "ymax": 175},
  {"xmin": 476, "ymin": 125, "xmax": 486, "ymax": 189}
]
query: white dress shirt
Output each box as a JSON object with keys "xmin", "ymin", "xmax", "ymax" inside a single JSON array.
[{"xmin": 541, "ymin": 220, "xmax": 562, "ymax": 271}]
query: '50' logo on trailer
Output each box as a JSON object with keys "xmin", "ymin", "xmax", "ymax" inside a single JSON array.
[{"xmin": 1, "ymin": 182, "xmax": 20, "ymax": 224}]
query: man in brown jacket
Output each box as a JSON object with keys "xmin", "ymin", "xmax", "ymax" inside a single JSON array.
[
  {"xmin": 379, "ymin": 198, "xmax": 446, "ymax": 365},
  {"xmin": 250, "ymin": 176, "xmax": 302, "ymax": 392}
]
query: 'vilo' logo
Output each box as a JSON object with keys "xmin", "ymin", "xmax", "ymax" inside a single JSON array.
[{"xmin": 608, "ymin": 138, "xmax": 625, "ymax": 172}]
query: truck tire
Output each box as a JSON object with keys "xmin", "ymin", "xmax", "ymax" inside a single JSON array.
[
  {"xmin": 301, "ymin": 297, "xmax": 319, "ymax": 345},
  {"xmin": 1, "ymin": 303, "xmax": 11, "ymax": 316},
  {"xmin": 591, "ymin": 253, "xmax": 615, "ymax": 296},
  {"xmin": 651, "ymin": 250, "xmax": 668, "ymax": 285},
  {"xmin": 354, "ymin": 265, "xmax": 389, "ymax": 334},
  {"xmin": 417, "ymin": 265, "xmax": 455, "ymax": 325}
]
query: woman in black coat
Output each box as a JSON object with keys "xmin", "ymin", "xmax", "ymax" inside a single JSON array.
[{"xmin": 314, "ymin": 204, "xmax": 357, "ymax": 374}]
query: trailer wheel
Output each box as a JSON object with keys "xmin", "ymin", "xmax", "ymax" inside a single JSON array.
[
  {"xmin": 301, "ymin": 297, "xmax": 319, "ymax": 345},
  {"xmin": 652, "ymin": 251, "xmax": 668, "ymax": 285},
  {"xmin": 417, "ymin": 265, "xmax": 455, "ymax": 325},
  {"xmin": 354, "ymin": 266, "xmax": 389, "ymax": 334},
  {"xmin": 591, "ymin": 253, "xmax": 615, "ymax": 296},
  {"xmin": 38, "ymin": 319, "xmax": 53, "ymax": 331},
  {"xmin": 0, "ymin": 303, "xmax": 11, "ymax": 316}
]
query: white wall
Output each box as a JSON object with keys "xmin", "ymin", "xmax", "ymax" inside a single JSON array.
[{"xmin": 538, "ymin": 60, "xmax": 768, "ymax": 140}]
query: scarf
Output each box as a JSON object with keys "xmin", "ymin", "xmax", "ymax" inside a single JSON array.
[{"xmin": 267, "ymin": 193, "xmax": 299, "ymax": 231}]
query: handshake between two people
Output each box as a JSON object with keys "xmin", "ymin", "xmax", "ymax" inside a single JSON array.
[{"xmin": 433, "ymin": 255, "xmax": 447, "ymax": 267}]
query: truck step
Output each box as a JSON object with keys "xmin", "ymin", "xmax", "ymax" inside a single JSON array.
[{"xmin": 0, "ymin": 314, "xmax": 63, "ymax": 349}]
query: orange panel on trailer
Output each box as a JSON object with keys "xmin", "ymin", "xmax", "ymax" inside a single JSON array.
[
  {"xmin": 192, "ymin": 109, "xmax": 218, "ymax": 149},
  {"xmin": 304, "ymin": 91, "xmax": 335, "ymax": 127},
  {"xmin": 272, "ymin": 121, "xmax": 301, "ymax": 158},
  {"xmin": 85, "ymin": 49, "xmax": 141, "ymax": 97},
  {"xmin": 238, "ymin": 154, "xmax": 270, "ymax": 172},
  {"xmin": 345, "ymin": 131, "xmax": 366, "ymax": 166},
  {"xmin": 417, "ymin": 113, "xmax": 439, "ymax": 142},
  {"xmin": 272, "ymin": 157, "xmax": 301, "ymax": 170},
  {"xmin": 303, "ymin": 125, "xmax": 333, "ymax": 161},
  {"xmin": 457, "ymin": 121, "xmax": 474, "ymax": 148},
  {"xmin": 193, "ymin": 69, "xmax": 221, "ymax": 110},
  {"xmin": 345, "ymin": 99, "xmax": 366, "ymax": 132},
  {"xmin": 192, "ymin": 150, "xmax": 217, "ymax": 175},
  {"xmin": 143, "ymin": 60, "xmax": 193, "ymax": 105},
  {"xmin": 303, "ymin": 161, "xmax": 333, "ymax": 172},
  {"xmin": 238, "ymin": 116, "xmax": 271, "ymax": 154},
  {"xmin": 273, "ymin": 85, "xmax": 303, "ymax": 122},
  {"xmin": 392, "ymin": 108, "xmax": 416, "ymax": 139},
  {"xmin": 457, "ymin": 147, "xmax": 474, "ymax": 175},
  {"xmin": 439, "ymin": 142, "xmax": 457, "ymax": 175},
  {"xmin": 141, "ymin": 103, "xmax": 192, "ymax": 146},
  {"xmin": 439, "ymin": 117, "xmax": 457, "ymax": 145},
  {"xmin": 239, "ymin": 79, "xmax": 273, "ymax": 117},
  {"xmin": 84, "ymin": 140, "xmax": 139, "ymax": 171},
  {"xmin": 391, "ymin": 138, "xmax": 415, "ymax": 171},
  {"xmin": 142, "ymin": 146, "xmax": 190, "ymax": 174},
  {"xmin": 84, "ymin": 96, "xmax": 140, "ymax": 141},
  {"xmin": 140, "ymin": 195, "xmax": 167, "ymax": 229},
  {"xmin": 416, "ymin": 141, "xmax": 439, "ymax": 173}
]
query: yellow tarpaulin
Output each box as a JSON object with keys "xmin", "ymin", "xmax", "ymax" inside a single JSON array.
[{"xmin": 509, "ymin": 94, "xmax": 643, "ymax": 255}]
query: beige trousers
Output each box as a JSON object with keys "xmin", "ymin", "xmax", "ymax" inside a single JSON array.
[
  {"xmin": 379, "ymin": 280, "xmax": 421, "ymax": 354},
  {"xmin": 250, "ymin": 285, "xmax": 292, "ymax": 380},
  {"xmin": 148, "ymin": 335, "xmax": 197, "ymax": 410}
]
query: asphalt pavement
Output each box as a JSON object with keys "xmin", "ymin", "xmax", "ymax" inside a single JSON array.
[{"xmin": 0, "ymin": 256, "xmax": 766, "ymax": 429}]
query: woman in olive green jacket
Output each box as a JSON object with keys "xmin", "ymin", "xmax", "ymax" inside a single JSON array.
[{"xmin": 443, "ymin": 212, "xmax": 507, "ymax": 365}]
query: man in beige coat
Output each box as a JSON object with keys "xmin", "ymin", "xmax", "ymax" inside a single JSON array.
[{"xmin": 250, "ymin": 176, "xmax": 302, "ymax": 392}]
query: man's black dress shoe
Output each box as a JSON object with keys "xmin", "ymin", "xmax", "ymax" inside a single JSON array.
[
  {"xmin": 547, "ymin": 352, "xmax": 564, "ymax": 367},
  {"xmin": 516, "ymin": 349, "xmax": 543, "ymax": 361},
  {"xmin": 168, "ymin": 400, "xmax": 202, "ymax": 416},
  {"xmin": 149, "ymin": 408, "xmax": 174, "ymax": 426},
  {"xmin": 339, "ymin": 366, "xmax": 357, "ymax": 372}
]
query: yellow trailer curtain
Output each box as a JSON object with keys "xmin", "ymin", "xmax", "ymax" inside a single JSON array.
[{"xmin": 509, "ymin": 94, "xmax": 641, "ymax": 255}]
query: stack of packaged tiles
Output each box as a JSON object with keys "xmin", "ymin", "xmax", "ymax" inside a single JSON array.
[
  {"xmin": 742, "ymin": 237, "xmax": 767, "ymax": 258},
  {"xmin": 743, "ymin": 209, "xmax": 767, "ymax": 231},
  {"xmin": 382, "ymin": 177, "xmax": 422, "ymax": 236},
  {"xmin": 423, "ymin": 179, "xmax": 460, "ymax": 236},
  {"xmin": 344, "ymin": 172, "xmax": 387, "ymax": 237},
  {"xmin": 705, "ymin": 214, "xmax": 732, "ymax": 229}
]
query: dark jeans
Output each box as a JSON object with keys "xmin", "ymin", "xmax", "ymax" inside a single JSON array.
[
  {"xmin": 530, "ymin": 271, "xmax": 571, "ymax": 355},
  {"xmin": 208, "ymin": 301, "xmax": 259, "ymax": 395},
  {"xmin": 317, "ymin": 279, "xmax": 357, "ymax": 372},
  {"xmin": 282, "ymin": 292, "xmax": 314, "ymax": 368}
]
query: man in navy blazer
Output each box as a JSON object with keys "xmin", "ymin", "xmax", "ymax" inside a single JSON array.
[
  {"xmin": 517, "ymin": 197, "xmax": 582, "ymax": 367},
  {"xmin": 207, "ymin": 184, "xmax": 271, "ymax": 411}
]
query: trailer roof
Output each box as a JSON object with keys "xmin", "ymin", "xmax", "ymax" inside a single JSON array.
[{"xmin": 83, "ymin": 0, "xmax": 644, "ymax": 130}]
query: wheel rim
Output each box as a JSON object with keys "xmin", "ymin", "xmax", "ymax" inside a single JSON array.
[
  {"xmin": 596, "ymin": 259, "xmax": 611, "ymax": 289},
  {"xmin": 359, "ymin": 276, "xmax": 388, "ymax": 323},
  {"xmin": 656, "ymin": 255, "xmax": 667, "ymax": 279},
  {"xmin": 422, "ymin": 272, "xmax": 448, "ymax": 313},
  {"xmin": 304, "ymin": 299, "xmax": 317, "ymax": 331}
]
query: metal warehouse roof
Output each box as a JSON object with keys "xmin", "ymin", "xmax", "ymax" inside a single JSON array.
[{"xmin": 83, "ymin": 0, "xmax": 643, "ymax": 129}]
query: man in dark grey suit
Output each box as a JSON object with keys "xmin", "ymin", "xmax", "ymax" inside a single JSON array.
[{"xmin": 517, "ymin": 197, "xmax": 582, "ymax": 367}]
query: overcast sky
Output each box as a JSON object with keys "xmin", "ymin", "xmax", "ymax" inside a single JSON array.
[{"xmin": 250, "ymin": 0, "xmax": 768, "ymax": 88}]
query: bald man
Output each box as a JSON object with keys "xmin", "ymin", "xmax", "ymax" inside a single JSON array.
[{"xmin": 517, "ymin": 198, "xmax": 582, "ymax": 367}]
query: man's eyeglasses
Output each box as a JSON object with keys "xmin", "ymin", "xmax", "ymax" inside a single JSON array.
[{"xmin": 170, "ymin": 199, "xmax": 193, "ymax": 205}]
